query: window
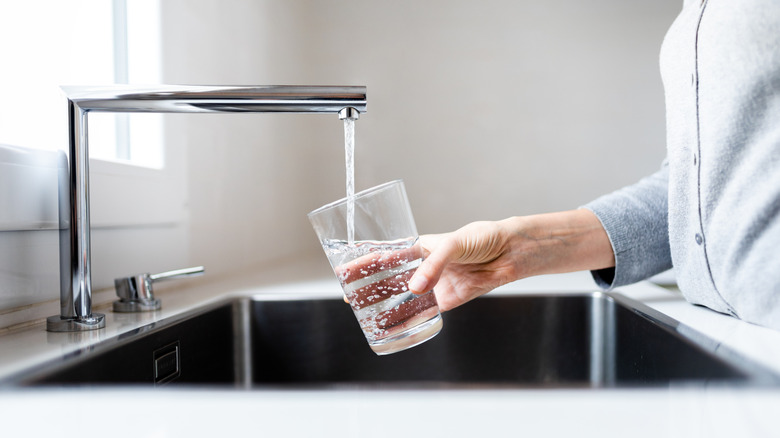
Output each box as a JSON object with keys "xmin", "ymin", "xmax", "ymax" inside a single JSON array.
[
  {"xmin": 0, "ymin": 0, "xmax": 163, "ymax": 168},
  {"xmin": 0, "ymin": 0, "xmax": 180, "ymax": 231},
  {"xmin": 0, "ymin": 0, "xmax": 186, "ymax": 297}
]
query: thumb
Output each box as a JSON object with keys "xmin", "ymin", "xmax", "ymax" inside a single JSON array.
[{"xmin": 408, "ymin": 236, "xmax": 458, "ymax": 294}]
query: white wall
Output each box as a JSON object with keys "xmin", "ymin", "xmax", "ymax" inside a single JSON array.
[
  {"xmin": 0, "ymin": 0, "xmax": 681, "ymax": 319},
  {"xmin": 161, "ymin": 0, "xmax": 680, "ymax": 278}
]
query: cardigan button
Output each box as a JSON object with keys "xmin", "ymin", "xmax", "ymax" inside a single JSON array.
[{"xmin": 695, "ymin": 233, "xmax": 703, "ymax": 245}]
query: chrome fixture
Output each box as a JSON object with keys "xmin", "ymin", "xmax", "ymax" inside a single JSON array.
[
  {"xmin": 113, "ymin": 266, "xmax": 205, "ymax": 312},
  {"xmin": 47, "ymin": 85, "xmax": 367, "ymax": 332},
  {"xmin": 338, "ymin": 107, "xmax": 360, "ymax": 121}
]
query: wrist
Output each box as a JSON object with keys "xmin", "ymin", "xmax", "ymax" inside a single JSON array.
[{"xmin": 501, "ymin": 209, "xmax": 615, "ymax": 278}]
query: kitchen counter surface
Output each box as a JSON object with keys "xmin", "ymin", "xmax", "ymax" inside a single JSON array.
[{"xmin": 1, "ymin": 258, "xmax": 779, "ymax": 437}]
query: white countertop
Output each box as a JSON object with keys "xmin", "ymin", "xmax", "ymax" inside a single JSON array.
[{"xmin": 1, "ymin": 260, "xmax": 780, "ymax": 437}]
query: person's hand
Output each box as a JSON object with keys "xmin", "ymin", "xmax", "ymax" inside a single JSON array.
[
  {"xmin": 407, "ymin": 221, "xmax": 521, "ymax": 311},
  {"xmin": 407, "ymin": 210, "xmax": 615, "ymax": 312}
]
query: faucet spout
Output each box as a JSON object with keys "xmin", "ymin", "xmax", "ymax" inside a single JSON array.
[
  {"xmin": 60, "ymin": 85, "xmax": 367, "ymax": 114},
  {"xmin": 338, "ymin": 107, "xmax": 360, "ymax": 121},
  {"xmin": 46, "ymin": 85, "xmax": 367, "ymax": 332}
]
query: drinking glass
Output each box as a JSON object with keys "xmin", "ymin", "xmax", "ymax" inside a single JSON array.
[{"xmin": 308, "ymin": 180, "xmax": 443, "ymax": 355}]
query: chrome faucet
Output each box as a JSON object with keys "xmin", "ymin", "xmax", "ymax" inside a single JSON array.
[
  {"xmin": 47, "ymin": 85, "xmax": 367, "ymax": 332},
  {"xmin": 113, "ymin": 266, "xmax": 206, "ymax": 312}
]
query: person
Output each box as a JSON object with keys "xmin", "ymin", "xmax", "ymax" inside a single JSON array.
[{"xmin": 408, "ymin": 0, "xmax": 780, "ymax": 331}]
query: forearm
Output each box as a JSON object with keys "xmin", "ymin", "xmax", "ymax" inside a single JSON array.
[
  {"xmin": 409, "ymin": 209, "xmax": 616, "ymax": 310},
  {"xmin": 502, "ymin": 209, "xmax": 615, "ymax": 279}
]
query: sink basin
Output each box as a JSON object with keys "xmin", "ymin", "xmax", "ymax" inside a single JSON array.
[{"xmin": 6, "ymin": 292, "xmax": 779, "ymax": 388}]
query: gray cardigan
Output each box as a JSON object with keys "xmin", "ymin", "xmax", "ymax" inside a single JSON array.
[{"xmin": 585, "ymin": 0, "xmax": 780, "ymax": 330}]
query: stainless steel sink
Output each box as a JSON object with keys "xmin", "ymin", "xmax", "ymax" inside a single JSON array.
[{"xmin": 6, "ymin": 292, "xmax": 779, "ymax": 388}]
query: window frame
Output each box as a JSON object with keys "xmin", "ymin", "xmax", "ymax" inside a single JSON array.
[{"xmin": 0, "ymin": 0, "xmax": 187, "ymax": 305}]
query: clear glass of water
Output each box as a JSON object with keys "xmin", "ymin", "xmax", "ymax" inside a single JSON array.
[{"xmin": 308, "ymin": 180, "xmax": 443, "ymax": 355}]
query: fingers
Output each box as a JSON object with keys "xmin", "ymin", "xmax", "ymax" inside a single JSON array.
[
  {"xmin": 335, "ymin": 246, "xmax": 420, "ymax": 284},
  {"xmin": 409, "ymin": 235, "xmax": 459, "ymax": 294},
  {"xmin": 407, "ymin": 272, "xmax": 430, "ymax": 295},
  {"xmin": 336, "ymin": 243, "xmax": 426, "ymax": 305}
]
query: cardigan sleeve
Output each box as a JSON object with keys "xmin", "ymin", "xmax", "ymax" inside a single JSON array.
[{"xmin": 582, "ymin": 160, "xmax": 672, "ymax": 290}]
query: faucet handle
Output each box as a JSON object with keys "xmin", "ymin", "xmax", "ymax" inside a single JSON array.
[{"xmin": 113, "ymin": 266, "xmax": 205, "ymax": 313}]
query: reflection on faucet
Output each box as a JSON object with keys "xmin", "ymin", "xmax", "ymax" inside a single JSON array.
[{"xmin": 47, "ymin": 85, "xmax": 367, "ymax": 332}]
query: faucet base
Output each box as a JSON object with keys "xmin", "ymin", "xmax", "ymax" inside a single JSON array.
[
  {"xmin": 46, "ymin": 314, "xmax": 106, "ymax": 332},
  {"xmin": 113, "ymin": 299, "xmax": 161, "ymax": 313}
]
